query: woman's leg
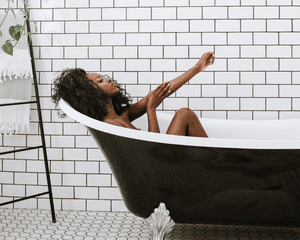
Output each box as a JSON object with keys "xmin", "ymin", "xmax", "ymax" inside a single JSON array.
[{"xmin": 166, "ymin": 108, "xmax": 208, "ymax": 137}]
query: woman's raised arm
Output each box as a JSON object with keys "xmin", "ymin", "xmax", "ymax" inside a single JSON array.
[
  {"xmin": 128, "ymin": 52, "xmax": 214, "ymax": 122},
  {"xmin": 167, "ymin": 52, "xmax": 215, "ymax": 94}
]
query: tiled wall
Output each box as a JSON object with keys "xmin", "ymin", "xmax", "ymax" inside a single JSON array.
[{"xmin": 1, "ymin": 0, "xmax": 300, "ymax": 211}]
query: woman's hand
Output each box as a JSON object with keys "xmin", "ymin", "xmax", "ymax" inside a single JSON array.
[
  {"xmin": 146, "ymin": 82, "xmax": 171, "ymax": 110},
  {"xmin": 194, "ymin": 52, "xmax": 215, "ymax": 73}
]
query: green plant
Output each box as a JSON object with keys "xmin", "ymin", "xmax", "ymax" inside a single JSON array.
[{"xmin": 0, "ymin": 0, "xmax": 37, "ymax": 56}]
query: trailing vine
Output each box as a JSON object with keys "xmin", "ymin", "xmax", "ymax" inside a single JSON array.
[{"xmin": 0, "ymin": 0, "xmax": 37, "ymax": 56}]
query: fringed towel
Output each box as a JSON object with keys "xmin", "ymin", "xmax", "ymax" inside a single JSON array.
[
  {"xmin": 0, "ymin": 12, "xmax": 32, "ymax": 134},
  {"xmin": 0, "ymin": 49, "xmax": 32, "ymax": 82},
  {"xmin": 0, "ymin": 77, "xmax": 32, "ymax": 134}
]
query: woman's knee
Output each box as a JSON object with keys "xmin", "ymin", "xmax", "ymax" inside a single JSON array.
[{"xmin": 176, "ymin": 107, "xmax": 196, "ymax": 118}]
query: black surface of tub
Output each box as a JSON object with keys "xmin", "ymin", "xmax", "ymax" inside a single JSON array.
[{"xmin": 88, "ymin": 127, "xmax": 300, "ymax": 228}]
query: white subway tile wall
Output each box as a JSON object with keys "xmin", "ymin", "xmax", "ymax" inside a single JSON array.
[{"xmin": 1, "ymin": 0, "xmax": 300, "ymax": 212}]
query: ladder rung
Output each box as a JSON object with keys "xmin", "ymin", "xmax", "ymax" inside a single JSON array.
[
  {"xmin": 0, "ymin": 101, "xmax": 37, "ymax": 107},
  {"xmin": 0, "ymin": 191, "xmax": 49, "ymax": 206},
  {"xmin": 0, "ymin": 145, "xmax": 43, "ymax": 156}
]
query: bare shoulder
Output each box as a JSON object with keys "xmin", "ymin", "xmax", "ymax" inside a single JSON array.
[
  {"xmin": 104, "ymin": 115, "xmax": 140, "ymax": 130},
  {"xmin": 104, "ymin": 118, "xmax": 125, "ymax": 127}
]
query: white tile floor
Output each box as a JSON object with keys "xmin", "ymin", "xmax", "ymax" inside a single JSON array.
[{"xmin": 1, "ymin": 208, "xmax": 300, "ymax": 240}]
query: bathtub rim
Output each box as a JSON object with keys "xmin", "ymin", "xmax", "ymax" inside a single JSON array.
[{"xmin": 59, "ymin": 98, "xmax": 300, "ymax": 150}]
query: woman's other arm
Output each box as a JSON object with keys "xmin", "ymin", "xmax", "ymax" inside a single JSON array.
[
  {"xmin": 128, "ymin": 97, "xmax": 147, "ymax": 122},
  {"xmin": 168, "ymin": 52, "xmax": 215, "ymax": 94},
  {"xmin": 129, "ymin": 82, "xmax": 172, "ymax": 122},
  {"xmin": 146, "ymin": 82, "xmax": 171, "ymax": 133},
  {"xmin": 147, "ymin": 107, "xmax": 159, "ymax": 133}
]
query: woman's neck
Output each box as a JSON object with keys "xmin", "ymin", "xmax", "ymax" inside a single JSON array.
[{"xmin": 103, "ymin": 98, "xmax": 119, "ymax": 121}]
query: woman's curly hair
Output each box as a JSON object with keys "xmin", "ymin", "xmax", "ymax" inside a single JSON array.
[{"xmin": 52, "ymin": 68, "xmax": 132, "ymax": 121}]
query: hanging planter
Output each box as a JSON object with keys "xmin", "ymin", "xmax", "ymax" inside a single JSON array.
[{"xmin": 0, "ymin": 0, "xmax": 37, "ymax": 56}]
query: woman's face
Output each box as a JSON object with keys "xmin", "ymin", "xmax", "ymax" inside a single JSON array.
[{"xmin": 86, "ymin": 73, "xmax": 119, "ymax": 97}]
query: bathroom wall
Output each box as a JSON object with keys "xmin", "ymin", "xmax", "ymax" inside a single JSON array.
[{"xmin": 1, "ymin": 0, "xmax": 300, "ymax": 211}]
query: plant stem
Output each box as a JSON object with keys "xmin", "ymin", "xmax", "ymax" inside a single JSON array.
[
  {"xmin": 13, "ymin": 15, "xmax": 27, "ymax": 47},
  {"xmin": 0, "ymin": 0, "xmax": 11, "ymax": 29}
]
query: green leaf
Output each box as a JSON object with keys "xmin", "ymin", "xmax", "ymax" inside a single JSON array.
[
  {"xmin": 15, "ymin": 24, "xmax": 24, "ymax": 32},
  {"xmin": 0, "ymin": 30, "xmax": 2, "ymax": 37},
  {"xmin": 27, "ymin": 31, "xmax": 31, "ymax": 39},
  {"xmin": 2, "ymin": 40, "xmax": 13, "ymax": 56},
  {"xmin": 9, "ymin": 26, "xmax": 14, "ymax": 38},
  {"xmin": 9, "ymin": 24, "xmax": 23, "ymax": 41}
]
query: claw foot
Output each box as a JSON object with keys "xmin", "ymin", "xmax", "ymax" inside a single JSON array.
[{"xmin": 145, "ymin": 202, "xmax": 176, "ymax": 240}]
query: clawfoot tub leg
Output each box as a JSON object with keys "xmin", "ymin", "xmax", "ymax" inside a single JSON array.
[{"xmin": 145, "ymin": 202, "xmax": 176, "ymax": 240}]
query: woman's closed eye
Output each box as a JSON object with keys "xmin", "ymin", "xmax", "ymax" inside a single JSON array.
[
  {"xmin": 96, "ymin": 76, "xmax": 103, "ymax": 83},
  {"xmin": 95, "ymin": 75, "xmax": 112, "ymax": 84}
]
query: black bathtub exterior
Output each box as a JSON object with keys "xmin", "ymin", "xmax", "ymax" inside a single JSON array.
[{"xmin": 88, "ymin": 127, "xmax": 300, "ymax": 228}]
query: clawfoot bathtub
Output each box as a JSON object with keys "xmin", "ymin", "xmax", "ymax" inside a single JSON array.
[{"xmin": 59, "ymin": 99, "xmax": 300, "ymax": 239}]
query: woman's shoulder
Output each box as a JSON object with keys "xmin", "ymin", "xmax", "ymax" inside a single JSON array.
[
  {"xmin": 104, "ymin": 112, "xmax": 141, "ymax": 131},
  {"xmin": 104, "ymin": 118, "xmax": 125, "ymax": 127}
]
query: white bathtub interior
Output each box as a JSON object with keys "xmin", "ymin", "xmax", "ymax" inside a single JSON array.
[
  {"xmin": 59, "ymin": 99, "xmax": 300, "ymax": 150},
  {"xmin": 132, "ymin": 111, "xmax": 300, "ymax": 141}
]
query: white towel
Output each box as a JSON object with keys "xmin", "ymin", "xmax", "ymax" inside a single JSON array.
[
  {"xmin": 0, "ymin": 11, "xmax": 32, "ymax": 134},
  {"xmin": 0, "ymin": 9, "xmax": 32, "ymax": 82},
  {"xmin": 0, "ymin": 98, "xmax": 31, "ymax": 134},
  {"xmin": 0, "ymin": 49, "xmax": 33, "ymax": 82},
  {"xmin": 0, "ymin": 77, "xmax": 32, "ymax": 134}
]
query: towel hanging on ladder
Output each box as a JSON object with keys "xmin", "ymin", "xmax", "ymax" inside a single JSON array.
[{"xmin": 0, "ymin": 12, "xmax": 32, "ymax": 134}]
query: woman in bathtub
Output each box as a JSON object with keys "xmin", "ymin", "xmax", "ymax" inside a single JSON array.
[{"xmin": 52, "ymin": 52, "xmax": 214, "ymax": 137}]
